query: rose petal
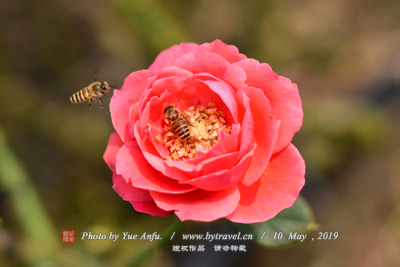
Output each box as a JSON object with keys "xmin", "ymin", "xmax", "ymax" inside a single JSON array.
[
  {"xmin": 149, "ymin": 40, "xmax": 246, "ymax": 71},
  {"xmin": 236, "ymin": 90, "xmax": 254, "ymax": 159},
  {"xmin": 192, "ymin": 151, "xmax": 238, "ymax": 175},
  {"xmin": 233, "ymin": 59, "xmax": 303, "ymax": 153},
  {"xmin": 200, "ymin": 80, "xmax": 239, "ymax": 124},
  {"xmin": 110, "ymin": 70, "xmax": 156, "ymax": 141},
  {"xmin": 103, "ymin": 132, "xmax": 123, "ymax": 172},
  {"xmin": 201, "ymin": 123, "xmax": 241, "ymax": 156},
  {"xmin": 150, "ymin": 186, "xmax": 240, "ymax": 222},
  {"xmin": 240, "ymin": 87, "xmax": 280, "ymax": 186},
  {"xmin": 112, "ymin": 173, "xmax": 152, "ymax": 202},
  {"xmin": 182, "ymin": 144, "xmax": 255, "ymax": 191},
  {"xmin": 148, "ymin": 124, "xmax": 170, "ymax": 159},
  {"xmin": 135, "ymin": 79, "xmax": 243, "ymax": 179},
  {"xmin": 175, "ymin": 50, "xmax": 230, "ymax": 79},
  {"xmin": 190, "ymin": 124, "xmax": 241, "ymax": 165},
  {"xmin": 201, "ymin": 39, "xmax": 247, "ymax": 63},
  {"xmin": 128, "ymin": 102, "xmax": 140, "ymax": 126},
  {"xmin": 227, "ymin": 144, "xmax": 306, "ymax": 223},
  {"xmin": 147, "ymin": 124, "xmax": 241, "ymax": 181},
  {"xmin": 138, "ymin": 75, "xmax": 188, "ymax": 116},
  {"xmin": 115, "ymin": 141, "xmax": 196, "ymax": 193},
  {"xmin": 129, "ymin": 201, "xmax": 171, "ymax": 216},
  {"xmin": 223, "ymin": 64, "xmax": 247, "ymax": 88},
  {"xmin": 149, "ymin": 43, "xmax": 201, "ymax": 70},
  {"xmin": 155, "ymin": 66, "xmax": 193, "ymax": 79},
  {"xmin": 139, "ymin": 94, "xmax": 165, "ymax": 136},
  {"xmin": 153, "ymin": 125, "xmax": 240, "ymax": 178},
  {"xmin": 133, "ymin": 122, "xmax": 191, "ymax": 180},
  {"xmin": 180, "ymin": 76, "xmax": 236, "ymax": 124}
]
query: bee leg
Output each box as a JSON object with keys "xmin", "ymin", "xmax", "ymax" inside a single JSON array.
[
  {"xmin": 87, "ymin": 98, "xmax": 93, "ymax": 107},
  {"xmin": 96, "ymin": 97, "xmax": 108, "ymax": 115}
]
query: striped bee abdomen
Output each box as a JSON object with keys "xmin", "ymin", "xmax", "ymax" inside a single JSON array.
[
  {"xmin": 164, "ymin": 105, "xmax": 191, "ymax": 141},
  {"xmin": 171, "ymin": 117, "xmax": 190, "ymax": 140},
  {"xmin": 70, "ymin": 87, "xmax": 91, "ymax": 104}
]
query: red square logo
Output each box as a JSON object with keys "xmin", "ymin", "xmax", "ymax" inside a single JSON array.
[{"xmin": 62, "ymin": 229, "xmax": 75, "ymax": 243}]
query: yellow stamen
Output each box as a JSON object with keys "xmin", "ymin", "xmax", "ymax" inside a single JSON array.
[{"xmin": 162, "ymin": 103, "xmax": 231, "ymax": 161}]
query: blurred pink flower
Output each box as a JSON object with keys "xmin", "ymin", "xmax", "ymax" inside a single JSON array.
[{"xmin": 104, "ymin": 40, "xmax": 305, "ymax": 223}]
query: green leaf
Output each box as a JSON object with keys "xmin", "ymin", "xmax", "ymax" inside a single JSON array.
[
  {"xmin": 231, "ymin": 196, "xmax": 317, "ymax": 248},
  {"xmin": 255, "ymin": 196, "xmax": 317, "ymax": 247}
]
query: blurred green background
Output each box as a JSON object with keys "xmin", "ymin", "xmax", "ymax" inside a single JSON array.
[{"xmin": 0, "ymin": 0, "xmax": 399, "ymax": 266}]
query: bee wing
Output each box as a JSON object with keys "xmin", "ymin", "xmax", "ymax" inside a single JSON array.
[{"xmin": 94, "ymin": 68, "xmax": 101, "ymax": 81}]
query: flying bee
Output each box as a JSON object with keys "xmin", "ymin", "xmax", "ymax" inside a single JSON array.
[
  {"xmin": 164, "ymin": 105, "xmax": 191, "ymax": 141},
  {"xmin": 69, "ymin": 81, "xmax": 111, "ymax": 113}
]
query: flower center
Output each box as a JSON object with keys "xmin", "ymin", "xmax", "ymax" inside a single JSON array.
[{"xmin": 158, "ymin": 103, "xmax": 231, "ymax": 161}]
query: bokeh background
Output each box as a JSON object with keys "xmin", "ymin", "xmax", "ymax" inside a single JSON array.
[{"xmin": 1, "ymin": 0, "xmax": 399, "ymax": 266}]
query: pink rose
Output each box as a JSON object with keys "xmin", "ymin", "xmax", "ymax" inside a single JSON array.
[{"xmin": 104, "ymin": 40, "xmax": 305, "ymax": 223}]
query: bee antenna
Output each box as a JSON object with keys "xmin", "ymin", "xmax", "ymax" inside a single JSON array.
[{"xmin": 109, "ymin": 84, "xmax": 118, "ymax": 89}]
